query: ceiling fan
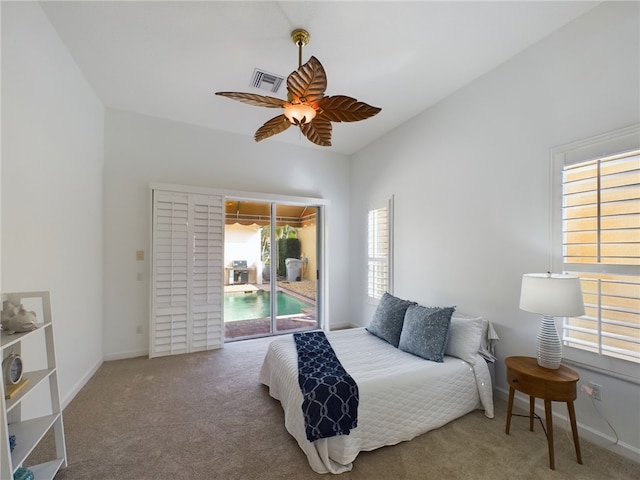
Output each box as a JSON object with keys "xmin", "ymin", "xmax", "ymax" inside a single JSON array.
[{"xmin": 216, "ymin": 29, "xmax": 381, "ymax": 147}]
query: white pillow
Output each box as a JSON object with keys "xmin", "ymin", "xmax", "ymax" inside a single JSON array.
[{"xmin": 445, "ymin": 312, "xmax": 484, "ymax": 365}]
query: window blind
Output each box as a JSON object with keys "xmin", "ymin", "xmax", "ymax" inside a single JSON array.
[
  {"xmin": 190, "ymin": 195, "xmax": 224, "ymax": 352},
  {"xmin": 367, "ymin": 200, "xmax": 391, "ymax": 300},
  {"xmin": 152, "ymin": 191, "xmax": 190, "ymax": 356},
  {"xmin": 561, "ymin": 151, "xmax": 640, "ymax": 364},
  {"xmin": 151, "ymin": 191, "xmax": 224, "ymax": 358}
]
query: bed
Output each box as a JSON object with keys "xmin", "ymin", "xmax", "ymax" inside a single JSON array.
[{"xmin": 259, "ymin": 309, "xmax": 496, "ymax": 474}]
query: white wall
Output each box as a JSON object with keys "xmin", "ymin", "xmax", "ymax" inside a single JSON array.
[
  {"xmin": 1, "ymin": 2, "xmax": 104, "ymax": 406},
  {"xmin": 103, "ymin": 109, "xmax": 350, "ymax": 358},
  {"xmin": 350, "ymin": 1, "xmax": 639, "ymax": 459}
]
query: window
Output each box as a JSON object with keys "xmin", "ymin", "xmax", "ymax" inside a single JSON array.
[
  {"xmin": 552, "ymin": 125, "xmax": 640, "ymax": 379},
  {"xmin": 367, "ymin": 196, "xmax": 393, "ymax": 301}
]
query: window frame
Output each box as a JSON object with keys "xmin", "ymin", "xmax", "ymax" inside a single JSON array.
[
  {"xmin": 367, "ymin": 195, "xmax": 394, "ymax": 304},
  {"xmin": 550, "ymin": 124, "xmax": 640, "ymax": 382}
]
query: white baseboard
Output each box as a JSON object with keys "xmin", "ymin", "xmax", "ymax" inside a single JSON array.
[
  {"xmin": 61, "ymin": 357, "xmax": 103, "ymax": 410},
  {"xmin": 103, "ymin": 348, "xmax": 148, "ymax": 361},
  {"xmin": 494, "ymin": 386, "xmax": 640, "ymax": 463},
  {"xmin": 329, "ymin": 321, "xmax": 360, "ymax": 331}
]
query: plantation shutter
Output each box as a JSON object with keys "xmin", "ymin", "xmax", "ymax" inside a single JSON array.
[
  {"xmin": 367, "ymin": 196, "xmax": 393, "ymax": 301},
  {"xmin": 190, "ymin": 194, "xmax": 224, "ymax": 351},
  {"xmin": 150, "ymin": 190, "xmax": 224, "ymax": 358},
  {"xmin": 151, "ymin": 191, "xmax": 190, "ymax": 357},
  {"xmin": 561, "ymin": 150, "xmax": 640, "ymax": 363}
]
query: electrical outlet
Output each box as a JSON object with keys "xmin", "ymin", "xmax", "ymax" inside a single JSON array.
[{"xmin": 589, "ymin": 381, "xmax": 602, "ymax": 401}]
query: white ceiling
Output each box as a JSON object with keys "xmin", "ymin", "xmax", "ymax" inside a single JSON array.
[{"xmin": 40, "ymin": 1, "xmax": 601, "ymax": 155}]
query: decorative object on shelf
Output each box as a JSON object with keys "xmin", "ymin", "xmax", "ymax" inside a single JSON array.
[
  {"xmin": 3, "ymin": 351, "xmax": 23, "ymax": 385},
  {"xmin": 519, "ymin": 273, "xmax": 585, "ymax": 369},
  {"xmin": 216, "ymin": 28, "xmax": 381, "ymax": 147},
  {"xmin": 2, "ymin": 351, "xmax": 23, "ymax": 385},
  {"xmin": 4, "ymin": 377, "xmax": 30, "ymax": 400},
  {"xmin": 13, "ymin": 467, "xmax": 35, "ymax": 480},
  {"xmin": 3, "ymin": 350, "xmax": 29, "ymax": 399},
  {"xmin": 1, "ymin": 302, "xmax": 38, "ymax": 334},
  {"xmin": 9, "ymin": 434, "xmax": 16, "ymax": 452}
]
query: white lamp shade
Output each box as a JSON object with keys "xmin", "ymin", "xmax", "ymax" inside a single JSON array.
[
  {"xmin": 520, "ymin": 273, "xmax": 585, "ymax": 317},
  {"xmin": 284, "ymin": 104, "xmax": 316, "ymax": 125}
]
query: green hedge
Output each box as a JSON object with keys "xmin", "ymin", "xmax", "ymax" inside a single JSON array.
[{"xmin": 277, "ymin": 238, "xmax": 301, "ymax": 278}]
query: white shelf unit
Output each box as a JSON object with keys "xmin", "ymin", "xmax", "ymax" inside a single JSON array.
[{"xmin": 1, "ymin": 291, "xmax": 67, "ymax": 479}]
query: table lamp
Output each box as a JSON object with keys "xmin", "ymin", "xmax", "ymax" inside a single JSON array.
[{"xmin": 519, "ymin": 273, "xmax": 585, "ymax": 369}]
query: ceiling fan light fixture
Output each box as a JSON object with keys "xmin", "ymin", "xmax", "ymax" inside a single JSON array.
[
  {"xmin": 284, "ymin": 103, "xmax": 316, "ymax": 125},
  {"xmin": 215, "ymin": 28, "xmax": 381, "ymax": 147}
]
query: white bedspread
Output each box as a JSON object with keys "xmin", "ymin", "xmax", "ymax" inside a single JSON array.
[{"xmin": 259, "ymin": 328, "xmax": 494, "ymax": 474}]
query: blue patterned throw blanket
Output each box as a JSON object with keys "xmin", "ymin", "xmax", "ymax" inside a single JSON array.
[{"xmin": 293, "ymin": 331, "xmax": 359, "ymax": 442}]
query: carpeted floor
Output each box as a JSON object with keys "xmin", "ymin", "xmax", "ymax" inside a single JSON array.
[{"xmin": 28, "ymin": 336, "xmax": 640, "ymax": 479}]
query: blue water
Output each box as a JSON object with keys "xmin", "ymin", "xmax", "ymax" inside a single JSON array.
[{"xmin": 224, "ymin": 290, "xmax": 312, "ymax": 322}]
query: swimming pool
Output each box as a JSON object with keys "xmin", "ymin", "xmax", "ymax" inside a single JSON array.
[{"xmin": 224, "ymin": 290, "xmax": 313, "ymax": 322}]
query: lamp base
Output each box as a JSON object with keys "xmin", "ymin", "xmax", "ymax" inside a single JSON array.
[{"xmin": 536, "ymin": 315, "xmax": 562, "ymax": 369}]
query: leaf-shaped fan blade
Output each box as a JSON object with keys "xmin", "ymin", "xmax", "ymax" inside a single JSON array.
[
  {"xmin": 317, "ymin": 95, "xmax": 381, "ymax": 123},
  {"xmin": 254, "ymin": 114, "xmax": 291, "ymax": 142},
  {"xmin": 287, "ymin": 56, "xmax": 327, "ymax": 104},
  {"xmin": 215, "ymin": 92, "xmax": 286, "ymax": 108},
  {"xmin": 301, "ymin": 116, "xmax": 332, "ymax": 147}
]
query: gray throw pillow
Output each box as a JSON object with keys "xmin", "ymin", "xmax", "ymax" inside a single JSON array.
[
  {"xmin": 366, "ymin": 293, "xmax": 417, "ymax": 347},
  {"xmin": 398, "ymin": 305, "xmax": 456, "ymax": 362}
]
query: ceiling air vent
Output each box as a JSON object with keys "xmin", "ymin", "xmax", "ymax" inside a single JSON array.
[{"xmin": 250, "ymin": 69, "xmax": 285, "ymax": 93}]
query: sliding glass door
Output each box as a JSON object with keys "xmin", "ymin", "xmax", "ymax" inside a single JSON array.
[{"xmin": 223, "ymin": 199, "xmax": 319, "ymax": 341}]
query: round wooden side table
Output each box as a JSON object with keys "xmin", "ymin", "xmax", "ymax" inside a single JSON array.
[{"xmin": 505, "ymin": 356, "xmax": 582, "ymax": 470}]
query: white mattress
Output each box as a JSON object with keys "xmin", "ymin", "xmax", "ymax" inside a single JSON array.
[{"xmin": 259, "ymin": 328, "xmax": 494, "ymax": 474}]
